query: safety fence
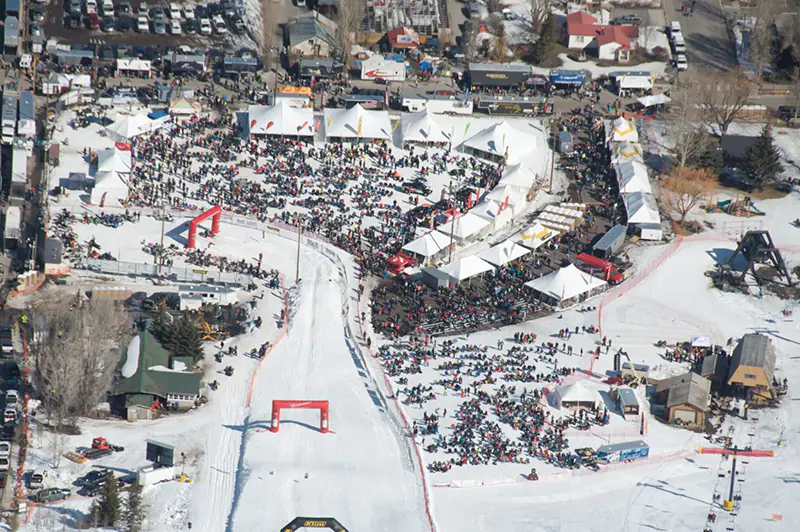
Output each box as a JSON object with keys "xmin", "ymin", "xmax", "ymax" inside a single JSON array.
[{"xmin": 80, "ymin": 258, "xmax": 254, "ymax": 286}]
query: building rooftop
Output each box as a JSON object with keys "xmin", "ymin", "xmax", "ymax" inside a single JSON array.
[
  {"xmin": 666, "ymin": 372, "xmax": 711, "ymax": 411},
  {"xmin": 729, "ymin": 333, "xmax": 776, "ymax": 384}
]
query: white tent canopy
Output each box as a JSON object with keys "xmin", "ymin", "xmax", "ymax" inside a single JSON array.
[
  {"xmin": 691, "ymin": 336, "xmax": 712, "ymax": 347},
  {"xmin": 478, "ymin": 240, "xmax": 531, "ymax": 267},
  {"xmin": 637, "ymin": 93, "xmax": 671, "ymax": 107},
  {"xmin": 248, "ymin": 102, "xmax": 314, "ymax": 136},
  {"xmin": 91, "ymin": 170, "xmax": 129, "ymax": 206},
  {"xmin": 401, "ymin": 109, "xmax": 450, "ymax": 144},
  {"xmin": 486, "ymin": 185, "xmax": 526, "ymax": 208},
  {"xmin": 436, "ymin": 212, "xmax": 490, "ymax": 241},
  {"xmin": 472, "ymin": 199, "xmax": 515, "ymax": 229},
  {"xmin": 513, "ymin": 222, "xmax": 555, "ymax": 249},
  {"xmin": 402, "ymin": 230, "xmax": 452, "ymax": 257},
  {"xmin": 554, "ymin": 381, "xmax": 603, "ymax": 410},
  {"xmin": 324, "ymin": 103, "xmax": 391, "ymax": 140},
  {"xmin": 623, "ymin": 191, "xmax": 660, "ymax": 224},
  {"xmin": 605, "ymin": 117, "xmax": 639, "ymax": 143},
  {"xmin": 614, "ymin": 160, "xmax": 651, "ymax": 194},
  {"xmin": 105, "ymin": 114, "xmax": 156, "ymax": 142},
  {"xmin": 610, "ymin": 141, "xmax": 645, "ymax": 165},
  {"xmin": 97, "ymin": 148, "xmax": 132, "ymax": 174},
  {"xmin": 461, "ymin": 121, "xmax": 537, "ymax": 164},
  {"xmin": 525, "ymin": 264, "xmax": 607, "ymax": 305},
  {"xmin": 438, "ymin": 256, "xmax": 495, "ymax": 282},
  {"xmin": 498, "ymin": 163, "xmax": 537, "ymax": 191}
]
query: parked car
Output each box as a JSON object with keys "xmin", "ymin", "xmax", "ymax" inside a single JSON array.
[
  {"xmin": 74, "ymin": 470, "xmax": 106, "ymax": 487},
  {"xmin": 0, "ymin": 457, "xmax": 8, "ymax": 471},
  {"xmin": 0, "ymin": 442, "xmax": 10, "ymax": 458},
  {"xmin": 153, "ymin": 15, "xmax": 166, "ymax": 34},
  {"xmin": 69, "ymin": 0, "xmax": 82, "ymax": 15},
  {"xmin": 669, "ymin": 20, "xmax": 681, "ymax": 38},
  {"xmin": 0, "ymin": 471, "xmax": 7, "ymax": 488},
  {"xmin": 85, "ymin": 0, "xmax": 98, "ymax": 15},
  {"xmin": 137, "ymin": 1, "xmax": 148, "ymax": 16},
  {"xmin": 0, "ymin": 425, "xmax": 13, "ymax": 441},
  {"xmin": 30, "ymin": 7, "xmax": 44, "ymax": 21},
  {"xmin": 101, "ymin": 16, "xmax": 115, "ymax": 31},
  {"xmin": 3, "ymin": 408, "xmax": 15, "ymax": 425},
  {"xmin": 117, "ymin": 15, "xmax": 133, "ymax": 31},
  {"xmin": 221, "ymin": 0, "xmax": 236, "ymax": 17},
  {"xmin": 168, "ymin": 2, "xmax": 181, "ymax": 19},
  {"xmin": 183, "ymin": 5, "xmax": 195, "ymax": 18},
  {"xmin": 169, "ymin": 18, "xmax": 181, "ymax": 34},
  {"xmin": 35, "ymin": 488, "xmax": 71, "ymax": 503},
  {"xmin": 183, "ymin": 18, "xmax": 197, "ymax": 34},
  {"xmin": 212, "ymin": 14, "xmax": 226, "ymax": 34},
  {"xmin": 119, "ymin": 1, "xmax": 132, "ymax": 14},
  {"xmin": 195, "ymin": 4, "xmax": 208, "ymax": 18},
  {"xmin": 29, "ymin": 469, "xmax": 48, "ymax": 489},
  {"xmin": 82, "ymin": 475, "xmax": 125, "ymax": 496},
  {"xmin": 6, "ymin": 362, "xmax": 20, "ymax": 386},
  {"xmin": 611, "ymin": 14, "xmax": 642, "ymax": 26},
  {"xmin": 30, "ymin": 22, "xmax": 43, "ymax": 36},
  {"xmin": 136, "ymin": 15, "xmax": 149, "ymax": 32},
  {"xmin": 199, "ymin": 17, "xmax": 211, "ymax": 35},
  {"xmin": 675, "ymin": 54, "xmax": 688, "ymax": 71},
  {"xmin": 100, "ymin": 0, "xmax": 113, "ymax": 15},
  {"xmin": 152, "ymin": 5, "xmax": 165, "ymax": 17},
  {"xmin": 5, "ymin": 390, "xmax": 18, "ymax": 409}
]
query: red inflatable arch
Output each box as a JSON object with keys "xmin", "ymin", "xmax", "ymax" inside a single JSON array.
[
  {"xmin": 186, "ymin": 205, "xmax": 222, "ymax": 249},
  {"xmin": 270, "ymin": 400, "xmax": 330, "ymax": 433}
]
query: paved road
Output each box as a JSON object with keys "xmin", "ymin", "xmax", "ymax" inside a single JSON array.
[{"xmin": 661, "ymin": 0, "xmax": 737, "ymax": 71}]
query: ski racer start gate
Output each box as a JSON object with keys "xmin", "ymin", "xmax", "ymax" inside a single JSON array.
[{"xmin": 281, "ymin": 517, "xmax": 349, "ymax": 531}]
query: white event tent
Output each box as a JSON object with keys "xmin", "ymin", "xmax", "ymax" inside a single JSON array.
[
  {"xmin": 436, "ymin": 212, "xmax": 490, "ymax": 241},
  {"xmin": 623, "ymin": 191, "xmax": 660, "ymax": 224},
  {"xmin": 104, "ymin": 114, "xmax": 158, "ymax": 142},
  {"xmin": 401, "ymin": 109, "xmax": 450, "ymax": 144},
  {"xmin": 610, "ymin": 141, "xmax": 645, "ymax": 165},
  {"xmin": 498, "ymin": 163, "xmax": 538, "ymax": 191},
  {"xmin": 478, "ymin": 240, "xmax": 530, "ymax": 267},
  {"xmin": 525, "ymin": 264, "xmax": 608, "ymax": 307},
  {"xmin": 472, "ymin": 199, "xmax": 515, "ymax": 230},
  {"xmin": 248, "ymin": 102, "xmax": 314, "ymax": 136},
  {"xmin": 486, "ymin": 185, "xmax": 526, "ymax": 208},
  {"xmin": 324, "ymin": 103, "xmax": 391, "ymax": 140},
  {"xmin": 402, "ymin": 230, "xmax": 452, "ymax": 259},
  {"xmin": 513, "ymin": 222, "xmax": 555, "ymax": 250},
  {"xmin": 614, "ymin": 160, "xmax": 651, "ymax": 194},
  {"xmin": 91, "ymin": 171, "xmax": 129, "ymax": 205},
  {"xmin": 461, "ymin": 121, "xmax": 537, "ymax": 164},
  {"xmin": 605, "ymin": 117, "xmax": 639, "ymax": 144},
  {"xmin": 554, "ymin": 381, "xmax": 603, "ymax": 410},
  {"xmin": 438, "ymin": 256, "xmax": 495, "ymax": 282},
  {"xmin": 97, "ymin": 147, "xmax": 132, "ymax": 174}
]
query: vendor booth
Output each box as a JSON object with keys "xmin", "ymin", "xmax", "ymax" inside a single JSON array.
[
  {"xmin": 525, "ymin": 264, "xmax": 608, "ymax": 308},
  {"xmin": 324, "ymin": 103, "xmax": 391, "ymax": 141},
  {"xmin": 247, "ymin": 102, "xmax": 314, "ymax": 137}
]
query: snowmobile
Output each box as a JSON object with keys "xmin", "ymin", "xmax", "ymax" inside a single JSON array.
[
  {"xmin": 224, "ymin": 366, "xmax": 234, "ymax": 377},
  {"xmin": 526, "ymin": 468, "xmax": 539, "ymax": 481},
  {"xmin": 792, "ymin": 218, "xmax": 800, "ymax": 228},
  {"xmin": 655, "ymin": 340, "xmax": 668, "ymax": 348}
]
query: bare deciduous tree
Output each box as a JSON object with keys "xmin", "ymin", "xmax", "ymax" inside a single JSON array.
[
  {"xmin": 663, "ymin": 167, "xmax": 717, "ymax": 224},
  {"xmin": 698, "ymin": 68, "xmax": 753, "ymax": 136},
  {"xmin": 669, "ymin": 73, "xmax": 712, "ymax": 169},
  {"xmin": 748, "ymin": 1, "xmax": 780, "ymax": 82},
  {"xmin": 336, "ymin": 0, "xmax": 366, "ymax": 65},
  {"xmin": 31, "ymin": 299, "xmax": 132, "ymax": 433},
  {"xmin": 525, "ymin": 0, "xmax": 551, "ymax": 37}
]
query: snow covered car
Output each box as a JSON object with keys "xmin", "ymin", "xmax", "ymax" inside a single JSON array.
[
  {"xmin": 0, "ymin": 442, "xmax": 10, "ymax": 459},
  {"xmin": 169, "ymin": 18, "xmax": 181, "ymax": 34},
  {"xmin": 136, "ymin": 15, "xmax": 149, "ymax": 32},
  {"xmin": 212, "ymin": 15, "xmax": 226, "ymax": 34},
  {"xmin": 199, "ymin": 18, "xmax": 212, "ymax": 35},
  {"xmin": 183, "ymin": 5, "xmax": 195, "ymax": 19},
  {"xmin": 3, "ymin": 408, "xmax": 15, "ymax": 425}
]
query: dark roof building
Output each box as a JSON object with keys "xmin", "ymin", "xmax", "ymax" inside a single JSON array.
[{"xmin": 728, "ymin": 333, "xmax": 776, "ymax": 388}]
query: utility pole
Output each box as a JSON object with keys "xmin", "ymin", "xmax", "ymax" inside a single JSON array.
[
  {"xmin": 295, "ymin": 219, "xmax": 302, "ymax": 283},
  {"xmin": 157, "ymin": 202, "xmax": 166, "ymax": 275},
  {"xmin": 448, "ymin": 181, "xmax": 455, "ymax": 263},
  {"xmin": 549, "ymin": 117, "xmax": 557, "ymax": 193}
]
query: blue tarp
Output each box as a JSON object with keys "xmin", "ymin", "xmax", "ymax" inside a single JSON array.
[
  {"xmin": 550, "ymin": 71, "xmax": 586, "ymax": 84},
  {"xmin": 148, "ymin": 110, "xmax": 168, "ymax": 119}
]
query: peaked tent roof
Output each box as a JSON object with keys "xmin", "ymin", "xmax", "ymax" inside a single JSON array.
[
  {"xmin": 525, "ymin": 263, "xmax": 607, "ymax": 302},
  {"xmin": 461, "ymin": 121, "xmax": 537, "ymax": 164},
  {"xmin": 97, "ymin": 148, "xmax": 132, "ymax": 174},
  {"xmin": 605, "ymin": 116, "xmax": 639, "ymax": 143},
  {"xmin": 498, "ymin": 163, "xmax": 537, "ymax": 190},
  {"xmin": 610, "ymin": 141, "xmax": 645, "ymax": 164},
  {"xmin": 623, "ymin": 191, "xmax": 660, "ymax": 224},
  {"xmin": 513, "ymin": 222, "xmax": 555, "ymax": 249},
  {"xmin": 555, "ymin": 380, "xmax": 603, "ymax": 409},
  {"xmin": 438, "ymin": 255, "xmax": 495, "ymax": 281},
  {"xmin": 248, "ymin": 102, "xmax": 314, "ymax": 136},
  {"xmin": 436, "ymin": 212, "xmax": 490, "ymax": 240},
  {"xmin": 324, "ymin": 103, "xmax": 391, "ymax": 139},
  {"xmin": 402, "ymin": 230, "xmax": 452, "ymax": 257},
  {"xmin": 105, "ymin": 114, "xmax": 154, "ymax": 142},
  {"xmin": 401, "ymin": 109, "xmax": 450, "ymax": 144},
  {"xmin": 472, "ymin": 198, "xmax": 515, "ymax": 225},
  {"xmin": 614, "ymin": 160, "xmax": 651, "ymax": 194},
  {"xmin": 478, "ymin": 240, "xmax": 531, "ymax": 266},
  {"xmin": 486, "ymin": 185, "xmax": 527, "ymax": 207}
]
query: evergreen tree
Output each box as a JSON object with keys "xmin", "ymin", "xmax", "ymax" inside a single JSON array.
[
  {"xmin": 530, "ymin": 14, "xmax": 555, "ymax": 64},
  {"xmin": 149, "ymin": 311, "xmax": 173, "ymax": 345},
  {"xmin": 745, "ymin": 123, "xmax": 784, "ymax": 188},
  {"xmin": 97, "ymin": 471, "xmax": 121, "ymax": 526},
  {"xmin": 125, "ymin": 482, "xmax": 147, "ymax": 532},
  {"xmin": 169, "ymin": 313, "xmax": 204, "ymax": 362}
]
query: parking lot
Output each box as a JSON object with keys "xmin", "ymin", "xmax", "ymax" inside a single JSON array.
[{"xmin": 42, "ymin": 0, "xmax": 248, "ymax": 48}]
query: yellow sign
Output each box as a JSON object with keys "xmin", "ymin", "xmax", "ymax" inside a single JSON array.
[{"xmin": 303, "ymin": 520, "xmax": 329, "ymax": 527}]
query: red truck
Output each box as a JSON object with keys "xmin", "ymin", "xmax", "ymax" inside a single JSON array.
[{"xmin": 574, "ymin": 253, "xmax": 624, "ymax": 285}]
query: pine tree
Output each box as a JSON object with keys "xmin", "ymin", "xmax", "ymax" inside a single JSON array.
[
  {"xmin": 745, "ymin": 123, "xmax": 784, "ymax": 188},
  {"xmin": 97, "ymin": 471, "xmax": 121, "ymax": 526},
  {"xmin": 169, "ymin": 313, "xmax": 204, "ymax": 362},
  {"xmin": 149, "ymin": 311, "xmax": 173, "ymax": 345},
  {"xmin": 530, "ymin": 14, "xmax": 555, "ymax": 64},
  {"xmin": 125, "ymin": 482, "xmax": 147, "ymax": 532}
]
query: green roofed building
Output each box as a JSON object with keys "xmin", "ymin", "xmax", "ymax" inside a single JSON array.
[{"xmin": 113, "ymin": 330, "xmax": 202, "ymax": 417}]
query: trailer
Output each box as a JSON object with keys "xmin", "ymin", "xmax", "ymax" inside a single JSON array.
[
  {"xmin": 401, "ymin": 94, "xmax": 473, "ymax": 115},
  {"xmin": 1, "ymin": 94, "xmax": 17, "ymax": 144},
  {"xmin": 3, "ymin": 206, "xmax": 21, "ymax": 246},
  {"xmin": 17, "ymin": 91, "xmax": 35, "ymax": 138},
  {"xmin": 558, "ymin": 131, "xmax": 573, "ymax": 155},
  {"xmin": 3, "ymin": 16, "xmax": 19, "ymax": 58},
  {"xmin": 476, "ymin": 95, "xmax": 553, "ymax": 116},
  {"xmin": 596, "ymin": 440, "xmax": 649, "ymax": 463},
  {"xmin": 360, "ymin": 56, "xmax": 406, "ymax": 82},
  {"xmin": 9, "ymin": 146, "xmax": 27, "ymax": 205},
  {"xmin": 593, "ymin": 225, "xmax": 627, "ymax": 259}
]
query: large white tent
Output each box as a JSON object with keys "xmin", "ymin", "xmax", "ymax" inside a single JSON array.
[
  {"xmin": 513, "ymin": 222, "xmax": 555, "ymax": 250},
  {"xmin": 623, "ymin": 191, "xmax": 660, "ymax": 224},
  {"xmin": 324, "ymin": 103, "xmax": 391, "ymax": 140},
  {"xmin": 436, "ymin": 212, "xmax": 490, "ymax": 241},
  {"xmin": 96, "ymin": 147, "xmax": 132, "ymax": 174},
  {"xmin": 401, "ymin": 109, "xmax": 450, "ymax": 144},
  {"xmin": 614, "ymin": 160, "xmax": 651, "ymax": 194},
  {"xmin": 104, "ymin": 114, "xmax": 157, "ymax": 142},
  {"xmin": 525, "ymin": 264, "xmax": 607, "ymax": 307},
  {"xmin": 554, "ymin": 381, "xmax": 603, "ymax": 410},
  {"xmin": 472, "ymin": 199, "xmax": 515, "ymax": 230},
  {"xmin": 438, "ymin": 256, "xmax": 495, "ymax": 282},
  {"xmin": 91, "ymin": 170, "xmax": 129, "ymax": 206},
  {"xmin": 461, "ymin": 121, "xmax": 537, "ymax": 164},
  {"xmin": 498, "ymin": 163, "xmax": 538, "ymax": 191},
  {"xmin": 486, "ymin": 185, "xmax": 527, "ymax": 208},
  {"xmin": 478, "ymin": 240, "xmax": 530, "ymax": 267},
  {"xmin": 605, "ymin": 116, "xmax": 639, "ymax": 144},
  {"xmin": 610, "ymin": 141, "xmax": 645, "ymax": 165},
  {"xmin": 248, "ymin": 102, "xmax": 314, "ymax": 136},
  {"xmin": 401, "ymin": 230, "xmax": 452, "ymax": 258}
]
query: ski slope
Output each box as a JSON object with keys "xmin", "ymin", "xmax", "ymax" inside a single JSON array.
[{"xmin": 230, "ymin": 236, "xmax": 430, "ymax": 531}]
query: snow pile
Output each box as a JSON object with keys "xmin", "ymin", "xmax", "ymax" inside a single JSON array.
[{"xmin": 121, "ymin": 334, "xmax": 140, "ymax": 378}]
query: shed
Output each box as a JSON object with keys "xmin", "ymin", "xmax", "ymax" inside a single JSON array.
[
  {"xmin": 593, "ymin": 225, "xmax": 627, "ymax": 259},
  {"xmin": 614, "ymin": 387, "xmax": 639, "ymax": 417},
  {"xmin": 665, "ymin": 372, "xmax": 711, "ymax": 428},
  {"xmin": 597, "ymin": 440, "xmax": 649, "ymax": 462},
  {"xmin": 298, "ymin": 59, "xmax": 343, "ymax": 78},
  {"xmin": 700, "ymin": 352, "xmax": 729, "ymax": 384},
  {"xmin": 419, "ymin": 267, "xmax": 452, "ymax": 289},
  {"xmin": 727, "ymin": 333, "xmax": 776, "ymax": 397}
]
